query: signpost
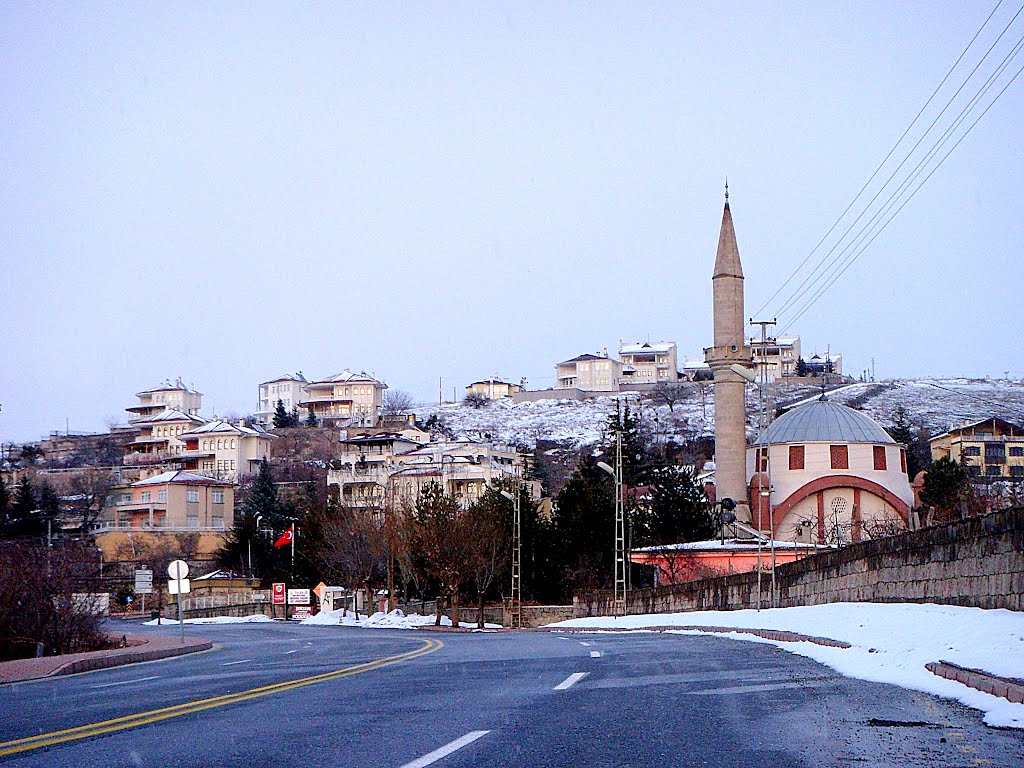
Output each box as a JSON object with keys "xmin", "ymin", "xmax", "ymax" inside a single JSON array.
[
  {"xmin": 272, "ymin": 583, "xmax": 286, "ymax": 605},
  {"xmin": 168, "ymin": 560, "xmax": 190, "ymax": 644},
  {"xmin": 134, "ymin": 567, "xmax": 153, "ymax": 613},
  {"xmin": 287, "ymin": 588, "xmax": 310, "ymax": 605}
]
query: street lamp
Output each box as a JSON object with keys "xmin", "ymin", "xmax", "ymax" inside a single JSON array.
[{"xmin": 597, "ymin": 446, "xmax": 627, "ymax": 617}]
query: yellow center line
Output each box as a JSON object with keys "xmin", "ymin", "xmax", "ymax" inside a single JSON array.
[{"xmin": 0, "ymin": 638, "xmax": 442, "ymax": 757}]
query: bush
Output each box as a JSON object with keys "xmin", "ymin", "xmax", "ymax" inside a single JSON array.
[{"xmin": 0, "ymin": 542, "xmax": 110, "ymax": 661}]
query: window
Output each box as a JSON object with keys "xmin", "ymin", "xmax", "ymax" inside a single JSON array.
[
  {"xmin": 157, "ymin": 490, "xmax": 167, "ymax": 502},
  {"xmin": 900, "ymin": 449, "xmax": 907, "ymax": 474},
  {"xmin": 963, "ymin": 445, "xmax": 981, "ymax": 456},
  {"xmin": 830, "ymin": 445, "xmax": 849, "ymax": 470},
  {"xmin": 967, "ymin": 465, "xmax": 982, "ymax": 477},
  {"xmin": 1010, "ymin": 466, "xmax": 1024, "ymax": 477},
  {"xmin": 755, "ymin": 448, "xmax": 768, "ymax": 472},
  {"xmin": 212, "ymin": 490, "xmax": 224, "ymax": 504},
  {"xmin": 211, "ymin": 515, "xmax": 224, "ymax": 529},
  {"xmin": 985, "ymin": 466, "xmax": 1002, "ymax": 477},
  {"xmin": 873, "ymin": 446, "xmax": 887, "ymax": 471},
  {"xmin": 186, "ymin": 489, "xmax": 199, "ymax": 503},
  {"xmin": 141, "ymin": 491, "xmax": 151, "ymax": 502},
  {"xmin": 789, "ymin": 446, "xmax": 805, "ymax": 470},
  {"xmin": 186, "ymin": 515, "xmax": 199, "ymax": 529},
  {"xmin": 1010, "ymin": 446, "xmax": 1024, "ymax": 457}
]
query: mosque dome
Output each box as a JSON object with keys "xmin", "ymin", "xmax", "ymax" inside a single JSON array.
[{"xmin": 755, "ymin": 397, "xmax": 895, "ymax": 446}]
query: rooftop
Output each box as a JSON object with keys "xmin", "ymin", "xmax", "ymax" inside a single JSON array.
[
  {"xmin": 132, "ymin": 471, "xmax": 233, "ymax": 487},
  {"xmin": 755, "ymin": 398, "xmax": 895, "ymax": 446}
]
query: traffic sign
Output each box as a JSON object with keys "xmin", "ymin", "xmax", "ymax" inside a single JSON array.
[
  {"xmin": 272, "ymin": 583, "xmax": 286, "ymax": 605},
  {"xmin": 168, "ymin": 560, "xmax": 189, "ymax": 580},
  {"xmin": 168, "ymin": 578, "xmax": 190, "ymax": 595},
  {"xmin": 287, "ymin": 588, "xmax": 311, "ymax": 605},
  {"xmin": 134, "ymin": 568, "xmax": 153, "ymax": 595}
]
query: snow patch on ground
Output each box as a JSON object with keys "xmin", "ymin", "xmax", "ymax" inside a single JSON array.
[
  {"xmin": 300, "ymin": 608, "xmax": 500, "ymax": 630},
  {"xmin": 144, "ymin": 614, "xmax": 275, "ymax": 625},
  {"xmin": 550, "ymin": 602, "xmax": 1024, "ymax": 729}
]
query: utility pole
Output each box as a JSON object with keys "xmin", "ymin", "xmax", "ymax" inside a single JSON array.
[
  {"xmin": 501, "ymin": 476, "xmax": 524, "ymax": 629},
  {"xmin": 598, "ymin": 402, "xmax": 627, "ymax": 617},
  {"xmin": 751, "ymin": 318, "xmax": 777, "ymax": 608}
]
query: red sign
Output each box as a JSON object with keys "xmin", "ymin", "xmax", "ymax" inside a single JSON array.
[
  {"xmin": 291, "ymin": 606, "xmax": 313, "ymax": 621},
  {"xmin": 272, "ymin": 583, "xmax": 286, "ymax": 605}
]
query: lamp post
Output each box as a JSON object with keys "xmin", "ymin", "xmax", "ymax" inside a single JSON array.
[{"xmin": 598, "ymin": 420, "xmax": 626, "ymax": 617}]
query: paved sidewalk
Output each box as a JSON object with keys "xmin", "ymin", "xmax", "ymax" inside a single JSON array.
[{"xmin": 0, "ymin": 634, "xmax": 212, "ymax": 684}]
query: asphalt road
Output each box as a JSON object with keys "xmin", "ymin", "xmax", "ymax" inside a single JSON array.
[{"xmin": 1, "ymin": 620, "xmax": 1021, "ymax": 768}]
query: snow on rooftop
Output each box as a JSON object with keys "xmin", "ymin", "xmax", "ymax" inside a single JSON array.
[{"xmin": 633, "ymin": 539, "xmax": 828, "ymax": 552}]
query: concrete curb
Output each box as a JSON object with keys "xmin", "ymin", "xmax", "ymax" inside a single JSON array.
[
  {"xmin": 926, "ymin": 660, "xmax": 1024, "ymax": 704},
  {"xmin": 0, "ymin": 635, "xmax": 213, "ymax": 684},
  {"xmin": 545, "ymin": 625, "xmax": 852, "ymax": 648}
]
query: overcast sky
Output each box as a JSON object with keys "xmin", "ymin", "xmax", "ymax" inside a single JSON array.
[{"xmin": 1, "ymin": 2, "xmax": 1022, "ymax": 442}]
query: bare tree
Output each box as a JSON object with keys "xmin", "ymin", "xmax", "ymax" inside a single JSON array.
[
  {"xmin": 650, "ymin": 381, "xmax": 689, "ymax": 414},
  {"xmin": 58, "ymin": 469, "xmax": 116, "ymax": 539},
  {"xmin": 381, "ymin": 389, "xmax": 415, "ymax": 417},
  {"xmin": 465, "ymin": 487, "xmax": 512, "ymax": 628},
  {"xmin": 463, "ymin": 392, "xmax": 489, "ymax": 409},
  {"xmin": 303, "ymin": 504, "xmax": 388, "ymax": 596}
]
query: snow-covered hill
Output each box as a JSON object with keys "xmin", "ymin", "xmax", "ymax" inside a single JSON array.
[{"xmin": 414, "ymin": 379, "xmax": 1024, "ymax": 449}]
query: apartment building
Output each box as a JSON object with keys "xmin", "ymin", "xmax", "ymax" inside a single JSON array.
[
  {"xmin": 930, "ymin": 417, "xmax": 1024, "ymax": 482},
  {"xmin": 98, "ymin": 470, "xmax": 235, "ymax": 532},
  {"xmin": 124, "ymin": 409, "xmax": 208, "ymax": 467},
  {"xmin": 176, "ymin": 420, "xmax": 274, "ymax": 480},
  {"xmin": 255, "ymin": 372, "xmax": 307, "ymax": 426},
  {"xmin": 555, "ymin": 352, "xmax": 625, "ymax": 392},
  {"xmin": 299, "ymin": 371, "xmax": 386, "ymax": 426},
  {"xmin": 125, "ymin": 378, "xmax": 202, "ymax": 422},
  {"xmin": 749, "ymin": 335, "xmax": 800, "ymax": 382},
  {"xmin": 618, "ymin": 341, "xmax": 678, "ymax": 383},
  {"xmin": 327, "ymin": 432, "xmax": 424, "ymax": 509}
]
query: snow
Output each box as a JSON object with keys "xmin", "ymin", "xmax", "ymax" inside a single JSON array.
[
  {"xmin": 412, "ymin": 379, "xmax": 1024, "ymax": 450},
  {"xmin": 300, "ymin": 608, "xmax": 501, "ymax": 630},
  {"xmin": 549, "ymin": 602, "xmax": 1024, "ymax": 728},
  {"xmin": 143, "ymin": 614, "xmax": 275, "ymax": 625}
]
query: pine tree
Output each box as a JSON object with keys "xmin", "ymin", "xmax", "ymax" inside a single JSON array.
[
  {"xmin": 603, "ymin": 402, "xmax": 650, "ymax": 486},
  {"xmin": 0, "ymin": 476, "xmax": 9, "ymax": 534},
  {"xmin": 272, "ymin": 399, "xmax": 291, "ymax": 429},
  {"xmin": 37, "ymin": 481, "xmax": 62, "ymax": 541},
  {"xmin": 8, "ymin": 475, "xmax": 39, "ymax": 538},
  {"xmin": 218, "ymin": 459, "xmax": 288, "ymax": 582},
  {"xmin": 305, "ymin": 409, "xmax": 318, "ymax": 428},
  {"xmin": 920, "ymin": 456, "xmax": 969, "ymax": 522},
  {"xmin": 632, "ymin": 465, "xmax": 716, "ymax": 547},
  {"xmin": 796, "ymin": 357, "xmax": 809, "ymax": 377}
]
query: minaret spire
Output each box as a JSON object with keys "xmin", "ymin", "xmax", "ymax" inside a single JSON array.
[{"xmin": 725, "ymin": 176, "xmax": 729, "ymax": 205}]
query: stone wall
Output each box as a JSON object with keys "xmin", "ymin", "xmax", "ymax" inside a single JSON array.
[{"xmin": 575, "ymin": 507, "xmax": 1024, "ymax": 618}]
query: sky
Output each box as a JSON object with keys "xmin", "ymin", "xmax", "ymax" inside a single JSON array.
[{"xmin": 1, "ymin": 2, "xmax": 1022, "ymax": 442}]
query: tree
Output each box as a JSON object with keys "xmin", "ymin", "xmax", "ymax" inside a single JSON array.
[
  {"xmin": 603, "ymin": 402, "xmax": 650, "ymax": 486},
  {"xmin": 548, "ymin": 460, "xmax": 615, "ymax": 599},
  {"xmin": 37, "ymin": 481, "xmax": 62, "ymax": 542},
  {"xmin": 61, "ymin": 470, "xmax": 116, "ymax": 539},
  {"xmin": 0, "ymin": 477, "xmax": 9, "ymax": 534},
  {"xmin": 381, "ymin": 389, "xmax": 414, "ymax": 417},
  {"xmin": 464, "ymin": 486, "xmax": 513, "ymax": 628},
  {"xmin": 273, "ymin": 399, "xmax": 298, "ymax": 428},
  {"xmin": 650, "ymin": 381, "xmax": 689, "ymax": 414},
  {"xmin": 795, "ymin": 357, "xmax": 809, "ymax": 377},
  {"xmin": 920, "ymin": 456, "xmax": 970, "ymax": 523},
  {"xmin": 304, "ymin": 409, "xmax": 318, "ymax": 428},
  {"xmin": 886, "ymin": 406, "xmax": 932, "ymax": 480},
  {"xmin": 302, "ymin": 502, "xmax": 388, "ymax": 597},
  {"xmin": 463, "ymin": 392, "xmax": 489, "ymax": 409},
  {"xmin": 5, "ymin": 475, "xmax": 38, "ymax": 538},
  {"xmin": 218, "ymin": 459, "xmax": 289, "ymax": 582},
  {"xmin": 633, "ymin": 465, "xmax": 716, "ymax": 548}
]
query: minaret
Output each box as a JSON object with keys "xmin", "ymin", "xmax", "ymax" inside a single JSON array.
[{"xmin": 704, "ymin": 182, "xmax": 753, "ymax": 522}]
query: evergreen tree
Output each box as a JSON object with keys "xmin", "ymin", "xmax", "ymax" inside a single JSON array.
[
  {"xmin": 548, "ymin": 460, "xmax": 615, "ymax": 598},
  {"xmin": 920, "ymin": 456, "xmax": 969, "ymax": 523},
  {"xmin": 795, "ymin": 357, "xmax": 809, "ymax": 377},
  {"xmin": 633, "ymin": 465, "xmax": 716, "ymax": 547},
  {"xmin": 0, "ymin": 476, "xmax": 9, "ymax": 534},
  {"xmin": 37, "ymin": 481, "xmax": 62, "ymax": 541},
  {"xmin": 272, "ymin": 399, "xmax": 293, "ymax": 429},
  {"xmin": 218, "ymin": 459, "xmax": 289, "ymax": 583},
  {"xmin": 886, "ymin": 407, "xmax": 933, "ymax": 479},
  {"xmin": 603, "ymin": 402, "xmax": 650, "ymax": 486},
  {"xmin": 6, "ymin": 475, "xmax": 39, "ymax": 538},
  {"xmin": 305, "ymin": 409, "xmax": 318, "ymax": 428}
]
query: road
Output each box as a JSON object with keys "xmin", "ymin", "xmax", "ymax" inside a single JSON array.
[{"xmin": 1, "ymin": 620, "xmax": 1021, "ymax": 767}]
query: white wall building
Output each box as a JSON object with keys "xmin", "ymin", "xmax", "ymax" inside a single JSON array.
[{"xmin": 256, "ymin": 372, "xmax": 308, "ymax": 426}]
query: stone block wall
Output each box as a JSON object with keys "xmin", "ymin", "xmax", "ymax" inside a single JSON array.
[{"xmin": 575, "ymin": 507, "xmax": 1024, "ymax": 618}]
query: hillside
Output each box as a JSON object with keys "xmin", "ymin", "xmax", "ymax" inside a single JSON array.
[{"xmin": 416, "ymin": 379, "xmax": 1024, "ymax": 449}]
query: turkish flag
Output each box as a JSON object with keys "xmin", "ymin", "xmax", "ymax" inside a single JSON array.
[{"xmin": 273, "ymin": 526, "xmax": 294, "ymax": 548}]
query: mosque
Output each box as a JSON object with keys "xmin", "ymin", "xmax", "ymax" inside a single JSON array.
[{"xmin": 706, "ymin": 187, "xmax": 914, "ymax": 545}]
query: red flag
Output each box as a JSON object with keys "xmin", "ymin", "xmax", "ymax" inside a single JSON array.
[{"xmin": 273, "ymin": 526, "xmax": 294, "ymax": 548}]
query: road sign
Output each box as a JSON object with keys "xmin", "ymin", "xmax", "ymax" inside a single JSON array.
[
  {"xmin": 134, "ymin": 569, "xmax": 153, "ymax": 595},
  {"xmin": 291, "ymin": 606, "xmax": 313, "ymax": 621},
  {"xmin": 168, "ymin": 578, "xmax": 190, "ymax": 595},
  {"xmin": 313, "ymin": 581, "xmax": 327, "ymax": 601},
  {"xmin": 272, "ymin": 583, "xmax": 286, "ymax": 605},
  {"xmin": 168, "ymin": 560, "xmax": 189, "ymax": 580},
  {"xmin": 287, "ymin": 588, "xmax": 311, "ymax": 605}
]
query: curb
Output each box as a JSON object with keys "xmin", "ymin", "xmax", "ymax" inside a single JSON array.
[
  {"xmin": 926, "ymin": 660, "xmax": 1024, "ymax": 704},
  {"xmin": 0, "ymin": 635, "xmax": 213, "ymax": 684}
]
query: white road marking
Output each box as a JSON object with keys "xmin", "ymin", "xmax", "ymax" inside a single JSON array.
[
  {"xmin": 557, "ymin": 636, "xmax": 570, "ymax": 640},
  {"xmin": 221, "ymin": 659, "xmax": 253, "ymax": 666},
  {"xmin": 399, "ymin": 730, "xmax": 491, "ymax": 768},
  {"xmin": 554, "ymin": 672, "xmax": 588, "ymax": 691},
  {"xmin": 590, "ymin": 650, "xmax": 602, "ymax": 658},
  {"xmin": 284, "ymin": 649, "xmax": 298, "ymax": 655},
  {"xmin": 579, "ymin": 641, "xmax": 592, "ymax": 647},
  {"xmin": 88, "ymin": 676, "xmax": 160, "ymax": 689}
]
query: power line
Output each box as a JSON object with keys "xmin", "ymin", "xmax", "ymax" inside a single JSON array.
[
  {"xmin": 769, "ymin": 2, "xmax": 1024, "ymax": 322},
  {"xmin": 751, "ymin": 0, "xmax": 1011, "ymax": 319}
]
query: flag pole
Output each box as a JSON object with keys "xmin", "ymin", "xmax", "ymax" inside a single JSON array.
[{"xmin": 291, "ymin": 525, "xmax": 296, "ymax": 582}]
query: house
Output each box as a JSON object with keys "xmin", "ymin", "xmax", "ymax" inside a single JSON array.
[
  {"xmin": 746, "ymin": 397, "xmax": 914, "ymax": 545},
  {"xmin": 176, "ymin": 420, "xmax": 274, "ymax": 480},
  {"xmin": 555, "ymin": 352, "xmax": 624, "ymax": 392},
  {"xmin": 750, "ymin": 335, "xmax": 800, "ymax": 382},
  {"xmin": 255, "ymin": 372, "xmax": 307, "ymax": 427},
  {"xmin": 326, "ymin": 432, "xmax": 424, "ymax": 510},
  {"xmin": 618, "ymin": 341, "xmax": 678, "ymax": 383},
  {"xmin": 631, "ymin": 539, "xmax": 827, "ymax": 586},
  {"xmin": 465, "ymin": 378, "xmax": 522, "ymax": 400},
  {"xmin": 681, "ymin": 359, "xmax": 713, "ymax": 381},
  {"xmin": 97, "ymin": 470, "xmax": 235, "ymax": 532},
  {"xmin": 123, "ymin": 409, "xmax": 208, "ymax": 468},
  {"xmin": 125, "ymin": 378, "xmax": 202, "ymax": 422},
  {"xmin": 299, "ymin": 371, "xmax": 386, "ymax": 427},
  {"xmin": 804, "ymin": 352, "xmax": 843, "ymax": 376},
  {"xmin": 930, "ymin": 417, "xmax": 1024, "ymax": 483}
]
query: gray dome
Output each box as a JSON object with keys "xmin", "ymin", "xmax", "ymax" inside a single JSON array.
[{"xmin": 755, "ymin": 398, "xmax": 895, "ymax": 445}]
